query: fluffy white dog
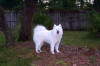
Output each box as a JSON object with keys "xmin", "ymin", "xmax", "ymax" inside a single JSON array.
[{"xmin": 33, "ymin": 24, "xmax": 63, "ymax": 54}]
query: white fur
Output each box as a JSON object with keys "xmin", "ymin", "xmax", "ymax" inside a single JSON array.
[{"xmin": 33, "ymin": 24, "xmax": 63, "ymax": 54}]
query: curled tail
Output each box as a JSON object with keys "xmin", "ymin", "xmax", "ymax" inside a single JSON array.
[{"xmin": 33, "ymin": 25, "xmax": 47, "ymax": 33}]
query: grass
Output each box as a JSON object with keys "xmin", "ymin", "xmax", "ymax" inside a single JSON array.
[
  {"xmin": 89, "ymin": 56, "xmax": 95, "ymax": 64},
  {"xmin": 0, "ymin": 46, "xmax": 34, "ymax": 66},
  {"xmin": 55, "ymin": 60, "xmax": 67, "ymax": 66},
  {"xmin": 0, "ymin": 31, "xmax": 100, "ymax": 66},
  {"xmin": 62, "ymin": 31, "xmax": 100, "ymax": 48},
  {"xmin": 0, "ymin": 32, "xmax": 37, "ymax": 66}
]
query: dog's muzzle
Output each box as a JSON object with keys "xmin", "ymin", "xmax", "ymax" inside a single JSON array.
[{"xmin": 57, "ymin": 30, "xmax": 59, "ymax": 34}]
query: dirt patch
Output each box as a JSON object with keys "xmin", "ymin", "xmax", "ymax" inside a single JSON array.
[{"xmin": 12, "ymin": 41, "xmax": 100, "ymax": 66}]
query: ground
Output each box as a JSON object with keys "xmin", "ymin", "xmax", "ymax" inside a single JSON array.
[
  {"xmin": 0, "ymin": 31, "xmax": 100, "ymax": 66},
  {"xmin": 7, "ymin": 41, "xmax": 100, "ymax": 66}
]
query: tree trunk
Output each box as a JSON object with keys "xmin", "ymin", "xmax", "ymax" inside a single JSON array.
[{"xmin": 19, "ymin": 0, "xmax": 36, "ymax": 41}]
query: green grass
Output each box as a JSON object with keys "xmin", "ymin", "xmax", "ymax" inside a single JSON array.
[
  {"xmin": 0, "ymin": 32, "xmax": 37, "ymax": 66},
  {"xmin": 62, "ymin": 31, "xmax": 100, "ymax": 48},
  {"xmin": 0, "ymin": 46, "xmax": 33, "ymax": 66},
  {"xmin": 55, "ymin": 60, "xmax": 67, "ymax": 66}
]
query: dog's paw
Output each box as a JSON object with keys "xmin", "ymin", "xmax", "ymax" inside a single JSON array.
[
  {"xmin": 36, "ymin": 52, "xmax": 40, "ymax": 53},
  {"xmin": 39, "ymin": 50, "xmax": 42, "ymax": 52},
  {"xmin": 51, "ymin": 52, "xmax": 55, "ymax": 54},
  {"xmin": 56, "ymin": 50, "xmax": 60, "ymax": 53},
  {"xmin": 36, "ymin": 50, "xmax": 40, "ymax": 53}
]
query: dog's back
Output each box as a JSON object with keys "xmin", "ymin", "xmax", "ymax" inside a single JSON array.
[
  {"xmin": 34, "ymin": 25, "xmax": 47, "ymax": 32},
  {"xmin": 33, "ymin": 25, "xmax": 48, "ymax": 43}
]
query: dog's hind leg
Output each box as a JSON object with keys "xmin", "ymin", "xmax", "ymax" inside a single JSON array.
[
  {"xmin": 35, "ymin": 42, "xmax": 41, "ymax": 53},
  {"xmin": 38, "ymin": 43, "xmax": 43, "ymax": 52},
  {"xmin": 50, "ymin": 43, "xmax": 55, "ymax": 54},
  {"xmin": 35, "ymin": 42, "xmax": 44, "ymax": 53}
]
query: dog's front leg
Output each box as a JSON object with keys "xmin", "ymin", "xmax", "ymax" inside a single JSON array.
[{"xmin": 55, "ymin": 42, "xmax": 60, "ymax": 53}]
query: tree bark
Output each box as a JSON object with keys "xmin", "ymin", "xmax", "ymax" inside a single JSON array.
[{"xmin": 19, "ymin": 0, "xmax": 36, "ymax": 41}]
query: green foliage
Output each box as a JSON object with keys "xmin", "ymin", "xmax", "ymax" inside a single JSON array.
[
  {"xmin": 49, "ymin": 0, "xmax": 63, "ymax": 9},
  {"xmin": 49, "ymin": 0, "xmax": 76, "ymax": 10},
  {"xmin": 93, "ymin": 0, "xmax": 100, "ymax": 10},
  {"xmin": 0, "ymin": 32, "xmax": 5, "ymax": 46},
  {"xmin": 62, "ymin": 0, "xmax": 76, "ymax": 9},
  {"xmin": 33, "ymin": 12, "xmax": 53, "ymax": 29},
  {"xmin": 0, "ymin": 0, "xmax": 24, "ymax": 10},
  {"xmin": 84, "ymin": 2, "xmax": 93, "ymax": 10},
  {"xmin": 12, "ymin": 22, "xmax": 21, "ymax": 42},
  {"xmin": 87, "ymin": 11, "xmax": 100, "ymax": 35}
]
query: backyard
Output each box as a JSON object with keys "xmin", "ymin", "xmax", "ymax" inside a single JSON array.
[
  {"xmin": 0, "ymin": 31, "xmax": 100, "ymax": 66},
  {"xmin": 0, "ymin": 0, "xmax": 100, "ymax": 66}
]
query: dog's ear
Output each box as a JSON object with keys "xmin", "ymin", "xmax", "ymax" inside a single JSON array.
[
  {"xmin": 59, "ymin": 24, "xmax": 62, "ymax": 27},
  {"xmin": 54, "ymin": 24, "xmax": 56, "ymax": 27}
]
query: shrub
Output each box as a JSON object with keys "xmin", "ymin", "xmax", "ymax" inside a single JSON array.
[
  {"xmin": 33, "ymin": 12, "xmax": 53, "ymax": 29},
  {"xmin": 12, "ymin": 22, "xmax": 21, "ymax": 42},
  {"xmin": 0, "ymin": 32, "xmax": 5, "ymax": 46},
  {"xmin": 87, "ymin": 11, "xmax": 100, "ymax": 37}
]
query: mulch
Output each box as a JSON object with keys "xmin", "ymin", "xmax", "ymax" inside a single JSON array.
[{"xmin": 13, "ymin": 41, "xmax": 100, "ymax": 66}]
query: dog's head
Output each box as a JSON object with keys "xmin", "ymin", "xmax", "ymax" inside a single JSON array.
[{"xmin": 53, "ymin": 24, "xmax": 63, "ymax": 35}]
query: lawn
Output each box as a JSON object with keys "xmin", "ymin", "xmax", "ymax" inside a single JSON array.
[
  {"xmin": 1, "ymin": 31, "xmax": 100, "ymax": 48},
  {"xmin": 0, "ymin": 31, "xmax": 34, "ymax": 66},
  {"xmin": 62, "ymin": 31, "xmax": 100, "ymax": 48},
  {"xmin": 0, "ymin": 31, "xmax": 100, "ymax": 66}
]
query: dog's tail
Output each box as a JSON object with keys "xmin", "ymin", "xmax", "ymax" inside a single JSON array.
[{"xmin": 33, "ymin": 25, "xmax": 46, "ymax": 33}]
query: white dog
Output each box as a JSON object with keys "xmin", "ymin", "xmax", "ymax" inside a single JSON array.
[{"xmin": 33, "ymin": 24, "xmax": 63, "ymax": 54}]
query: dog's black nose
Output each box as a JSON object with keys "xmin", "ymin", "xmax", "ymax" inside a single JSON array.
[{"xmin": 57, "ymin": 30, "xmax": 59, "ymax": 34}]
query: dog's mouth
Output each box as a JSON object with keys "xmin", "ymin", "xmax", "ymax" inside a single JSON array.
[{"xmin": 57, "ymin": 30, "xmax": 59, "ymax": 34}]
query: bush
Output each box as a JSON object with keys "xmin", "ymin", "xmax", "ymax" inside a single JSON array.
[
  {"xmin": 33, "ymin": 12, "xmax": 53, "ymax": 29},
  {"xmin": 87, "ymin": 11, "xmax": 100, "ymax": 37},
  {"xmin": 12, "ymin": 22, "xmax": 21, "ymax": 42},
  {"xmin": 0, "ymin": 32, "xmax": 5, "ymax": 46}
]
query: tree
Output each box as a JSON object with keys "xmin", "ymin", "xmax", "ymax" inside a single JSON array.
[
  {"xmin": 18, "ymin": 0, "xmax": 37, "ymax": 41},
  {"xmin": 62, "ymin": 0, "xmax": 76, "ymax": 9},
  {"xmin": 0, "ymin": 0, "xmax": 37, "ymax": 41},
  {"xmin": 79, "ymin": 0, "xmax": 84, "ymax": 8},
  {"xmin": 49, "ymin": 0, "xmax": 76, "ymax": 10}
]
